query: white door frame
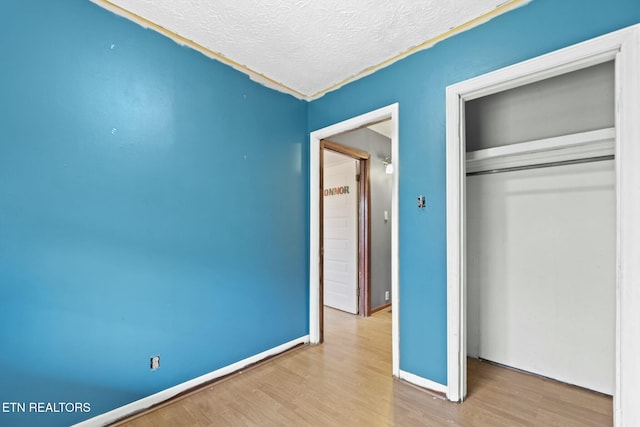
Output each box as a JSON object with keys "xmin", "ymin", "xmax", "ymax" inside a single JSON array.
[
  {"xmin": 310, "ymin": 103, "xmax": 400, "ymax": 376},
  {"xmin": 445, "ymin": 25, "xmax": 640, "ymax": 426}
]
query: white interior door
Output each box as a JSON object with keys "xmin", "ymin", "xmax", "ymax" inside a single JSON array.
[{"xmin": 323, "ymin": 151, "xmax": 358, "ymax": 314}]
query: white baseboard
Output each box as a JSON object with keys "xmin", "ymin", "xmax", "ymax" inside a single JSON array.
[
  {"xmin": 73, "ymin": 336, "xmax": 310, "ymax": 426},
  {"xmin": 399, "ymin": 370, "xmax": 447, "ymax": 395}
]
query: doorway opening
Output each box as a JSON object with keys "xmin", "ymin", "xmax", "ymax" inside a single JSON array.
[
  {"xmin": 465, "ymin": 60, "xmax": 616, "ymax": 399},
  {"xmin": 310, "ymin": 103, "xmax": 400, "ymax": 377}
]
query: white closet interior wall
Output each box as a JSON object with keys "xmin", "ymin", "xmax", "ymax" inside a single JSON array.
[{"xmin": 465, "ymin": 61, "xmax": 616, "ymax": 395}]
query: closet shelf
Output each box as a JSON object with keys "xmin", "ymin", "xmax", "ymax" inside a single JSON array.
[{"xmin": 466, "ymin": 127, "xmax": 615, "ymax": 174}]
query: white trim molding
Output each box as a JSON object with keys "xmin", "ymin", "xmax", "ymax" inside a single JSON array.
[
  {"xmin": 446, "ymin": 24, "xmax": 640, "ymax": 427},
  {"xmin": 613, "ymin": 24, "xmax": 640, "ymax": 426},
  {"xmin": 73, "ymin": 336, "xmax": 309, "ymax": 427},
  {"xmin": 399, "ymin": 370, "xmax": 447, "ymax": 395},
  {"xmin": 309, "ymin": 103, "xmax": 400, "ymax": 377}
]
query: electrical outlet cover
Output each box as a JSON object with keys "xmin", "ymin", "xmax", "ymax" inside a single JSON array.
[{"xmin": 150, "ymin": 356, "xmax": 160, "ymax": 370}]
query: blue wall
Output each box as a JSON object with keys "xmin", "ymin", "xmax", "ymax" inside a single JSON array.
[
  {"xmin": 308, "ymin": 0, "xmax": 640, "ymax": 385},
  {"xmin": 0, "ymin": 1, "xmax": 308, "ymax": 426}
]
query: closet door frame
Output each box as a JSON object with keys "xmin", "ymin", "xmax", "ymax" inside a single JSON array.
[{"xmin": 445, "ymin": 24, "xmax": 640, "ymax": 427}]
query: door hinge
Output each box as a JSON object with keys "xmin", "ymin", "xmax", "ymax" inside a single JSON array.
[{"xmin": 356, "ymin": 174, "xmax": 361, "ymax": 181}]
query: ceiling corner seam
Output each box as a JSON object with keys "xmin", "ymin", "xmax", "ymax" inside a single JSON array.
[{"xmin": 89, "ymin": 0, "xmax": 309, "ymax": 100}]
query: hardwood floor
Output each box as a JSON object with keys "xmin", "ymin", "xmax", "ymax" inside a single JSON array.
[{"xmin": 114, "ymin": 307, "xmax": 612, "ymax": 426}]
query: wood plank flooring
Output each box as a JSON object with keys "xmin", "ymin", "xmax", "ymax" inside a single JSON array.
[{"xmin": 114, "ymin": 307, "xmax": 612, "ymax": 426}]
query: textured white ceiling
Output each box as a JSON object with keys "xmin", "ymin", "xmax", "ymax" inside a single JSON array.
[{"xmin": 94, "ymin": 0, "xmax": 528, "ymax": 99}]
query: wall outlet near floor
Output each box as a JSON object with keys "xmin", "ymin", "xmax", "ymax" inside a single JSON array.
[
  {"xmin": 150, "ymin": 355, "xmax": 160, "ymax": 370},
  {"xmin": 385, "ymin": 291, "xmax": 390, "ymax": 301}
]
